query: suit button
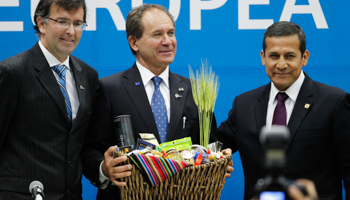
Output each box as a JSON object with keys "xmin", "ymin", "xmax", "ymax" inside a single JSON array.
[
  {"xmin": 67, "ymin": 190, "xmax": 71, "ymax": 195},
  {"xmin": 68, "ymin": 161, "xmax": 72, "ymax": 167}
]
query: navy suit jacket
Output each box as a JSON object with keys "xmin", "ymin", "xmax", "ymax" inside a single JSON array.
[
  {"xmin": 214, "ymin": 73, "xmax": 350, "ymax": 200},
  {"xmin": 0, "ymin": 43, "xmax": 98, "ymax": 200},
  {"xmin": 83, "ymin": 63, "xmax": 216, "ymax": 199}
]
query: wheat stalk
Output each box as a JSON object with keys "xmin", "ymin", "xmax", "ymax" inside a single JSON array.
[{"xmin": 189, "ymin": 60, "xmax": 219, "ymax": 147}]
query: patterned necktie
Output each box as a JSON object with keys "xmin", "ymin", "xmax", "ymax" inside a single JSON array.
[
  {"xmin": 151, "ymin": 76, "xmax": 168, "ymax": 143},
  {"xmin": 51, "ymin": 64, "xmax": 72, "ymax": 122},
  {"xmin": 272, "ymin": 92, "xmax": 289, "ymax": 126}
]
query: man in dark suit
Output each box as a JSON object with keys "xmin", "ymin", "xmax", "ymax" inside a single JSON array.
[
  {"xmin": 0, "ymin": 0, "xmax": 98, "ymax": 199},
  {"xmin": 82, "ymin": 4, "xmax": 231, "ymax": 199},
  {"xmin": 213, "ymin": 21, "xmax": 350, "ymax": 200}
]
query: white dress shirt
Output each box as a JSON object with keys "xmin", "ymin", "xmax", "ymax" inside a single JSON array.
[
  {"xmin": 38, "ymin": 40, "xmax": 79, "ymax": 120},
  {"xmin": 136, "ymin": 61, "xmax": 171, "ymax": 122},
  {"xmin": 266, "ymin": 71, "xmax": 305, "ymax": 130}
]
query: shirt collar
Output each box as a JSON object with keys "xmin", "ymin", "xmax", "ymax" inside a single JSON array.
[
  {"xmin": 136, "ymin": 61, "xmax": 169, "ymax": 88},
  {"xmin": 38, "ymin": 40, "xmax": 70, "ymax": 70},
  {"xmin": 270, "ymin": 70, "xmax": 305, "ymax": 102}
]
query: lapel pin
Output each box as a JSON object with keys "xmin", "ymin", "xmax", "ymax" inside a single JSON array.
[
  {"xmin": 178, "ymin": 87, "xmax": 184, "ymax": 92},
  {"xmin": 175, "ymin": 94, "xmax": 182, "ymax": 98},
  {"xmin": 80, "ymin": 85, "xmax": 84, "ymax": 90},
  {"xmin": 304, "ymin": 103, "xmax": 310, "ymax": 109},
  {"xmin": 135, "ymin": 82, "xmax": 140, "ymax": 86}
]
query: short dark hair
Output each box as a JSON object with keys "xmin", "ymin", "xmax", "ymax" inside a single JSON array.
[
  {"xmin": 126, "ymin": 4, "xmax": 175, "ymax": 55},
  {"xmin": 263, "ymin": 21, "xmax": 306, "ymax": 55},
  {"xmin": 33, "ymin": 0, "xmax": 87, "ymax": 37}
]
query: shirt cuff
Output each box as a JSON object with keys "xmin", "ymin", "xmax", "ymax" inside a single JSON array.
[{"xmin": 99, "ymin": 161, "xmax": 110, "ymax": 189}]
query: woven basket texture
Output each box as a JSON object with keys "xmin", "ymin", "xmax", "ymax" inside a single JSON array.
[{"xmin": 114, "ymin": 152, "xmax": 232, "ymax": 200}]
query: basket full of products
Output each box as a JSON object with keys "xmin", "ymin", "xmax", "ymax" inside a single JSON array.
[{"xmin": 113, "ymin": 137, "xmax": 231, "ymax": 200}]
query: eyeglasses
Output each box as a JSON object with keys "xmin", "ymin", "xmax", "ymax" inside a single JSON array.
[{"xmin": 47, "ymin": 17, "xmax": 87, "ymax": 30}]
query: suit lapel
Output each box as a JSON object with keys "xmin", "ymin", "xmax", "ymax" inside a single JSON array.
[
  {"xmin": 31, "ymin": 43, "xmax": 70, "ymax": 124},
  {"xmin": 69, "ymin": 57, "xmax": 86, "ymax": 130},
  {"xmin": 254, "ymin": 84, "xmax": 270, "ymax": 133},
  {"xmin": 167, "ymin": 72, "xmax": 187, "ymax": 141},
  {"xmin": 121, "ymin": 64, "xmax": 160, "ymax": 141},
  {"xmin": 287, "ymin": 73, "xmax": 314, "ymax": 147}
]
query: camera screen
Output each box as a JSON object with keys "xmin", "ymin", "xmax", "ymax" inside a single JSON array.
[{"xmin": 259, "ymin": 191, "xmax": 286, "ymax": 200}]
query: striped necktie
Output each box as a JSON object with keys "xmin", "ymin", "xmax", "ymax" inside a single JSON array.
[
  {"xmin": 151, "ymin": 76, "xmax": 168, "ymax": 143},
  {"xmin": 51, "ymin": 64, "xmax": 72, "ymax": 122}
]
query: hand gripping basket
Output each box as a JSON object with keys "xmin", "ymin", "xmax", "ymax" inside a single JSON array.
[{"xmin": 114, "ymin": 151, "xmax": 232, "ymax": 200}]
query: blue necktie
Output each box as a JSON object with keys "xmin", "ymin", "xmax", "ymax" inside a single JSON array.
[
  {"xmin": 51, "ymin": 64, "xmax": 72, "ymax": 122},
  {"xmin": 151, "ymin": 76, "xmax": 168, "ymax": 143}
]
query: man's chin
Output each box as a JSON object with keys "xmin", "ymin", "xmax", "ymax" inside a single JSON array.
[
  {"xmin": 273, "ymin": 83, "xmax": 291, "ymax": 91},
  {"xmin": 159, "ymin": 58, "xmax": 174, "ymax": 66}
]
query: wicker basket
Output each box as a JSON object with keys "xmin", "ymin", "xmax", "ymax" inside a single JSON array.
[{"xmin": 114, "ymin": 152, "xmax": 232, "ymax": 200}]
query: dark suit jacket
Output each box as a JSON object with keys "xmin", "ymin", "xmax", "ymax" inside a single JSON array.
[
  {"xmin": 214, "ymin": 73, "xmax": 350, "ymax": 200},
  {"xmin": 0, "ymin": 43, "xmax": 98, "ymax": 200},
  {"xmin": 82, "ymin": 63, "xmax": 216, "ymax": 199}
]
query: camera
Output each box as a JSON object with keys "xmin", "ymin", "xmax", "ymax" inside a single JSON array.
[{"xmin": 253, "ymin": 125, "xmax": 307, "ymax": 200}]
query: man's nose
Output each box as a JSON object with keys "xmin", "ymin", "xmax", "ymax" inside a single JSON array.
[
  {"xmin": 162, "ymin": 35, "xmax": 172, "ymax": 45},
  {"xmin": 65, "ymin": 23, "xmax": 75, "ymax": 34},
  {"xmin": 276, "ymin": 58, "xmax": 287, "ymax": 69}
]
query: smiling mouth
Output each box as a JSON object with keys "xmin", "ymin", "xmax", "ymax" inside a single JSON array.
[
  {"xmin": 61, "ymin": 38, "xmax": 74, "ymax": 43},
  {"xmin": 160, "ymin": 50, "xmax": 173, "ymax": 54},
  {"xmin": 274, "ymin": 73, "xmax": 290, "ymax": 79}
]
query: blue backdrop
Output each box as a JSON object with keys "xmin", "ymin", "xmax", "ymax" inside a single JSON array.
[{"xmin": 1, "ymin": 0, "xmax": 349, "ymax": 199}]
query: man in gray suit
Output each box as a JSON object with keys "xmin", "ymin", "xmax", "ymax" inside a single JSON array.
[
  {"xmin": 82, "ymin": 4, "xmax": 233, "ymax": 200},
  {"xmin": 0, "ymin": 0, "xmax": 98, "ymax": 199}
]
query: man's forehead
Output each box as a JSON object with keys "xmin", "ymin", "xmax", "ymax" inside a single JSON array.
[
  {"xmin": 267, "ymin": 50, "xmax": 297, "ymax": 55},
  {"xmin": 144, "ymin": 8, "xmax": 164, "ymax": 15},
  {"xmin": 141, "ymin": 9, "xmax": 173, "ymax": 31},
  {"xmin": 265, "ymin": 35, "xmax": 299, "ymax": 46},
  {"xmin": 50, "ymin": 3, "xmax": 84, "ymax": 16},
  {"xmin": 268, "ymin": 34, "xmax": 299, "ymax": 41},
  {"xmin": 142, "ymin": 8, "xmax": 172, "ymax": 22}
]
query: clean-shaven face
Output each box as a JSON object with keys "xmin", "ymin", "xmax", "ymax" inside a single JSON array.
[
  {"xmin": 129, "ymin": 8, "xmax": 177, "ymax": 75},
  {"xmin": 38, "ymin": 3, "xmax": 84, "ymax": 62},
  {"xmin": 261, "ymin": 35, "xmax": 309, "ymax": 91}
]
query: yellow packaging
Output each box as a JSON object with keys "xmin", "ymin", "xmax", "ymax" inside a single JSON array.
[{"xmin": 159, "ymin": 137, "xmax": 192, "ymax": 152}]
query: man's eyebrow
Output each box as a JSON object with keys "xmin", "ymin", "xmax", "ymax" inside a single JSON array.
[
  {"xmin": 151, "ymin": 27, "xmax": 175, "ymax": 34},
  {"xmin": 56, "ymin": 17, "xmax": 83, "ymax": 22},
  {"xmin": 286, "ymin": 51, "xmax": 296, "ymax": 54},
  {"xmin": 55, "ymin": 17, "xmax": 69, "ymax": 20}
]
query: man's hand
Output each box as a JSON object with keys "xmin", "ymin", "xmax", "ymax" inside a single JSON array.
[
  {"xmin": 288, "ymin": 179, "xmax": 318, "ymax": 200},
  {"xmin": 101, "ymin": 145, "xmax": 132, "ymax": 186},
  {"xmin": 222, "ymin": 148, "xmax": 234, "ymax": 178}
]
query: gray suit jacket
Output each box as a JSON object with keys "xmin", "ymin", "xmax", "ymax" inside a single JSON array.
[
  {"xmin": 82, "ymin": 63, "xmax": 216, "ymax": 199},
  {"xmin": 0, "ymin": 43, "xmax": 98, "ymax": 200},
  {"xmin": 214, "ymin": 73, "xmax": 350, "ymax": 200}
]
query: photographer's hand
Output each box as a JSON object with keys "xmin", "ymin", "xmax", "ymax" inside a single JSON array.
[
  {"xmin": 222, "ymin": 148, "xmax": 234, "ymax": 178},
  {"xmin": 288, "ymin": 179, "xmax": 318, "ymax": 200}
]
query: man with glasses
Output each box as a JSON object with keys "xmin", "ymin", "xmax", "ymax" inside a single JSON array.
[{"xmin": 0, "ymin": 0, "xmax": 98, "ymax": 199}]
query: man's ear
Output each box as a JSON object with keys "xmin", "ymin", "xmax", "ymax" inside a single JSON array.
[
  {"xmin": 302, "ymin": 50, "xmax": 310, "ymax": 66},
  {"xmin": 37, "ymin": 17, "xmax": 46, "ymax": 35},
  {"xmin": 128, "ymin": 35, "xmax": 138, "ymax": 53},
  {"xmin": 260, "ymin": 50, "xmax": 266, "ymax": 66}
]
